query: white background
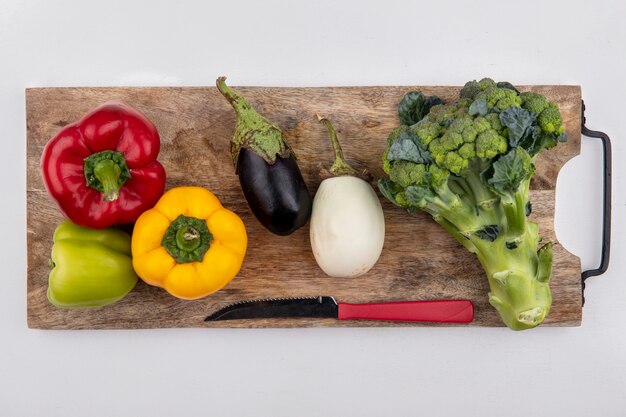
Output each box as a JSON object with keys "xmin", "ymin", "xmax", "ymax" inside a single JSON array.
[{"xmin": 1, "ymin": 1, "xmax": 625, "ymax": 416}]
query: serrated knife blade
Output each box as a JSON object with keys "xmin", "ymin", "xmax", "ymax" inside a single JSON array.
[{"xmin": 205, "ymin": 296, "xmax": 474, "ymax": 323}]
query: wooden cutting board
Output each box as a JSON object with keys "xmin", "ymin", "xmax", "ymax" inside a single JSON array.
[{"xmin": 26, "ymin": 85, "xmax": 582, "ymax": 329}]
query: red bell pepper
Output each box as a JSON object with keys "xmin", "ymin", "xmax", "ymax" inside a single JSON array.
[{"xmin": 41, "ymin": 102, "xmax": 166, "ymax": 229}]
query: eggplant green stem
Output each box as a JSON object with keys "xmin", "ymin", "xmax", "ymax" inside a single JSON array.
[
  {"xmin": 216, "ymin": 76, "xmax": 292, "ymax": 168},
  {"xmin": 317, "ymin": 115, "xmax": 371, "ymax": 181},
  {"xmin": 216, "ymin": 76, "xmax": 247, "ymax": 111}
]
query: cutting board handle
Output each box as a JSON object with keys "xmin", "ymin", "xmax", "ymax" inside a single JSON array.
[{"xmin": 580, "ymin": 100, "xmax": 612, "ymax": 305}]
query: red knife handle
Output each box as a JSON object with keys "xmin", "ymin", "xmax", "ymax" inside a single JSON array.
[{"xmin": 337, "ymin": 300, "xmax": 474, "ymax": 323}]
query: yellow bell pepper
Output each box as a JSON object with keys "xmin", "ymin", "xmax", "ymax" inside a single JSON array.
[{"xmin": 131, "ymin": 186, "xmax": 247, "ymax": 300}]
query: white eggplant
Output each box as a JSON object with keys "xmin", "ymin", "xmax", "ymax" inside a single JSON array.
[{"xmin": 310, "ymin": 117, "xmax": 385, "ymax": 278}]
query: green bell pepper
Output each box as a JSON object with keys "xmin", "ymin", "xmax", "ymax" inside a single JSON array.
[{"xmin": 47, "ymin": 220, "xmax": 139, "ymax": 308}]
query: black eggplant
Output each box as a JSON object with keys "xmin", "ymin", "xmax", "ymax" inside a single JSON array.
[{"xmin": 216, "ymin": 77, "xmax": 312, "ymax": 235}]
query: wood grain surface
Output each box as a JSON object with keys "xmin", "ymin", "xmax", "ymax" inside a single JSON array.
[{"xmin": 26, "ymin": 85, "xmax": 582, "ymax": 329}]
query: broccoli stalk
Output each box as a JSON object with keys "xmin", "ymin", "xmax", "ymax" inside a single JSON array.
[{"xmin": 380, "ymin": 78, "xmax": 567, "ymax": 330}]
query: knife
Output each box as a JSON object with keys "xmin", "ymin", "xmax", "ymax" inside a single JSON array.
[{"xmin": 205, "ymin": 296, "xmax": 474, "ymax": 323}]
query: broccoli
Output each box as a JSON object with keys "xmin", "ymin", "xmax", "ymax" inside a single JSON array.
[
  {"xmin": 380, "ymin": 78, "xmax": 568, "ymax": 330},
  {"xmin": 521, "ymin": 92, "xmax": 566, "ymax": 136}
]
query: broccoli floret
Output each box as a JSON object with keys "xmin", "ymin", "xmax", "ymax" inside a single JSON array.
[
  {"xmin": 461, "ymin": 125, "xmax": 478, "ymax": 143},
  {"xmin": 426, "ymin": 100, "xmax": 470, "ymax": 127},
  {"xmin": 538, "ymin": 102, "xmax": 565, "ymax": 135},
  {"xmin": 476, "ymin": 87, "xmax": 522, "ymax": 111},
  {"xmin": 494, "ymin": 89, "xmax": 522, "ymax": 110},
  {"xmin": 519, "ymin": 93, "xmax": 565, "ymax": 136},
  {"xmin": 411, "ymin": 120, "xmax": 441, "ymax": 146},
  {"xmin": 427, "ymin": 138, "xmax": 446, "ymax": 161},
  {"xmin": 460, "ymin": 80, "xmax": 482, "ymax": 100},
  {"xmin": 458, "ymin": 143, "xmax": 476, "ymax": 159},
  {"xmin": 388, "ymin": 161, "xmax": 428, "ymax": 188},
  {"xmin": 465, "ymin": 78, "xmax": 521, "ymax": 112},
  {"xmin": 428, "ymin": 164, "xmax": 450, "ymax": 189},
  {"xmin": 479, "ymin": 78, "xmax": 497, "ymax": 90},
  {"xmin": 477, "ymin": 86, "xmax": 506, "ymax": 107},
  {"xmin": 448, "ymin": 116, "xmax": 473, "ymax": 133},
  {"xmin": 394, "ymin": 191, "xmax": 412, "ymax": 208},
  {"xmin": 460, "ymin": 78, "xmax": 498, "ymax": 100},
  {"xmin": 473, "ymin": 116, "xmax": 491, "ymax": 133},
  {"xmin": 443, "ymin": 151, "xmax": 468, "ymax": 173},
  {"xmin": 484, "ymin": 113, "xmax": 503, "ymax": 131},
  {"xmin": 379, "ymin": 78, "xmax": 569, "ymax": 330},
  {"xmin": 475, "ymin": 130, "xmax": 508, "ymax": 159},
  {"xmin": 440, "ymin": 131, "xmax": 465, "ymax": 151},
  {"xmin": 382, "ymin": 148, "xmax": 392, "ymax": 174},
  {"xmin": 520, "ymin": 92, "xmax": 548, "ymax": 114}
]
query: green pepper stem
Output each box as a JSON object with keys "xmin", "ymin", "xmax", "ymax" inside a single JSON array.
[{"xmin": 93, "ymin": 159, "xmax": 122, "ymax": 202}]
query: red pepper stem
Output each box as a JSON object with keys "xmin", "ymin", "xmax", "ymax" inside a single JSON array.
[
  {"xmin": 84, "ymin": 150, "xmax": 131, "ymax": 202},
  {"xmin": 93, "ymin": 159, "xmax": 122, "ymax": 202}
]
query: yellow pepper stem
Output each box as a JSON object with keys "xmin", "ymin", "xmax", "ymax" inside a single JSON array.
[
  {"xmin": 176, "ymin": 226, "xmax": 202, "ymax": 252},
  {"xmin": 162, "ymin": 215, "xmax": 213, "ymax": 263}
]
